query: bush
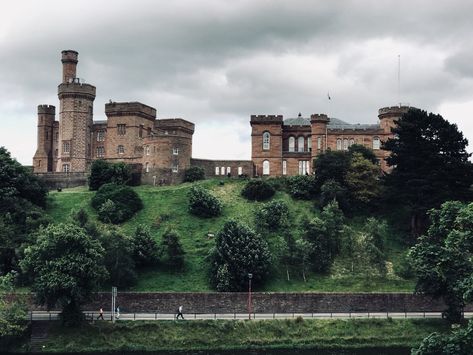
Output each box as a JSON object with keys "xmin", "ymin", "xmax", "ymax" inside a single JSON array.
[
  {"xmin": 320, "ymin": 179, "xmax": 348, "ymax": 208},
  {"xmin": 184, "ymin": 166, "xmax": 205, "ymax": 183},
  {"xmin": 91, "ymin": 183, "xmax": 143, "ymax": 224},
  {"xmin": 287, "ymin": 175, "xmax": 316, "ymax": 200},
  {"xmin": 241, "ymin": 179, "xmax": 275, "ymax": 201},
  {"xmin": 160, "ymin": 229, "xmax": 185, "ymax": 270},
  {"xmin": 255, "ymin": 200, "xmax": 289, "ymax": 231},
  {"xmin": 132, "ymin": 225, "xmax": 159, "ymax": 268},
  {"xmin": 188, "ymin": 186, "xmax": 222, "ymax": 218},
  {"xmin": 265, "ymin": 177, "xmax": 288, "ymax": 192},
  {"xmin": 88, "ymin": 160, "xmax": 131, "ymax": 191},
  {"xmin": 394, "ymin": 250, "xmax": 414, "ymax": 279}
]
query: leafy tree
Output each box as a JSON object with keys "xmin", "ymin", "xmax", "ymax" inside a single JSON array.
[
  {"xmin": 101, "ymin": 228, "xmax": 137, "ymax": 288},
  {"xmin": 286, "ymin": 175, "xmax": 317, "ymax": 200},
  {"xmin": 184, "ymin": 166, "xmax": 205, "ymax": 182},
  {"xmin": 320, "ymin": 200, "xmax": 344, "ymax": 253},
  {"xmin": 132, "ymin": 225, "xmax": 159, "ymax": 268},
  {"xmin": 255, "ymin": 200, "xmax": 289, "ymax": 231},
  {"xmin": 313, "ymin": 150, "xmax": 350, "ymax": 186},
  {"xmin": 274, "ymin": 233, "xmax": 298, "ymax": 281},
  {"xmin": 348, "ymin": 144, "xmax": 377, "ymax": 164},
  {"xmin": 188, "ymin": 186, "xmax": 222, "ymax": 217},
  {"xmin": 0, "ymin": 273, "xmax": 27, "ymax": 349},
  {"xmin": 320, "ymin": 179, "xmax": 348, "ymax": 209},
  {"xmin": 241, "ymin": 179, "xmax": 275, "ymax": 201},
  {"xmin": 160, "ymin": 229, "xmax": 185, "ymax": 270},
  {"xmin": 304, "ymin": 217, "xmax": 332, "ymax": 272},
  {"xmin": 210, "ymin": 219, "xmax": 271, "ymax": 291},
  {"xmin": 383, "ymin": 108, "xmax": 473, "ymax": 236},
  {"xmin": 294, "ymin": 238, "xmax": 312, "ymax": 282},
  {"xmin": 88, "ymin": 160, "xmax": 132, "ymax": 191},
  {"xmin": 20, "ymin": 223, "xmax": 107, "ymax": 326},
  {"xmin": 346, "ymin": 153, "xmax": 381, "ymax": 205},
  {"xmin": 409, "ymin": 201, "xmax": 473, "ymax": 323},
  {"xmin": 68, "ymin": 208, "xmax": 100, "ymax": 239}
]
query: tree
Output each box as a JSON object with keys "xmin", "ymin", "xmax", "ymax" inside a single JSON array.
[
  {"xmin": 313, "ymin": 150, "xmax": 350, "ymax": 186},
  {"xmin": 383, "ymin": 108, "xmax": 473, "ymax": 236},
  {"xmin": 320, "ymin": 179, "xmax": 348, "ymax": 209},
  {"xmin": 255, "ymin": 200, "xmax": 289, "ymax": 231},
  {"xmin": 409, "ymin": 201, "xmax": 473, "ymax": 323},
  {"xmin": 210, "ymin": 219, "xmax": 271, "ymax": 291},
  {"xmin": 304, "ymin": 217, "xmax": 332, "ymax": 272},
  {"xmin": 345, "ymin": 153, "xmax": 381, "ymax": 205},
  {"xmin": 88, "ymin": 160, "xmax": 132, "ymax": 191},
  {"xmin": 274, "ymin": 232, "xmax": 298, "ymax": 281},
  {"xmin": 286, "ymin": 175, "xmax": 317, "ymax": 200},
  {"xmin": 294, "ymin": 238, "xmax": 312, "ymax": 282},
  {"xmin": 241, "ymin": 180, "xmax": 275, "ymax": 201},
  {"xmin": 0, "ymin": 273, "xmax": 27, "ymax": 349},
  {"xmin": 348, "ymin": 144, "xmax": 377, "ymax": 164},
  {"xmin": 184, "ymin": 166, "xmax": 205, "ymax": 182},
  {"xmin": 160, "ymin": 229, "xmax": 185, "ymax": 270},
  {"xmin": 188, "ymin": 186, "xmax": 222, "ymax": 217},
  {"xmin": 20, "ymin": 223, "xmax": 107, "ymax": 326},
  {"xmin": 132, "ymin": 225, "xmax": 159, "ymax": 268}
]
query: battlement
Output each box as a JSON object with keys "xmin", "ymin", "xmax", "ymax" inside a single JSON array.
[
  {"xmin": 310, "ymin": 113, "xmax": 329, "ymax": 122},
  {"xmin": 378, "ymin": 105, "xmax": 410, "ymax": 118},
  {"xmin": 37, "ymin": 105, "xmax": 56, "ymax": 115},
  {"xmin": 61, "ymin": 50, "xmax": 78, "ymax": 63},
  {"xmin": 105, "ymin": 101, "xmax": 157, "ymax": 121},
  {"xmin": 58, "ymin": 82, "xmax": 96, "ymax": 100},
  {"xmin": 250, "ymin": 115, "xmax": 283, "ymax": 124},
  {"xmin": 155, "ymin": 118, "xmax": 195, "ymax": 133}
]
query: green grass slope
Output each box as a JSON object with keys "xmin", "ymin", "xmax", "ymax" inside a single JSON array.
[{"xmin": 46, "ymin": 179, "xmax": 414, "ymax": 292}]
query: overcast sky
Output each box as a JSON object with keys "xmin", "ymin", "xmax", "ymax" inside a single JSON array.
[{"xmin": 1, "ymin": 0, "xmax": 473, "ymax": 165}]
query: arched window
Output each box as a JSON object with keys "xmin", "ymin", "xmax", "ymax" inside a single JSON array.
[
  {"xmin": 262, "ymin": 160, "xmax": 270, "ymax": 175},
  {"xmin": 238, "ymin": 167, "xmax": 243, "ymax": 175},
  {"xmin": 336, "ymin": 139, "xmax": 342, "ymax": 150},
  {"xmin": 282, "ymin": 160, "xmax": 287, "ymax": 175},
  {"xmin": 349, "ymin": 138, "xmax": 354, "ymax": 147},
  {"xmin": 298, "ymin": 136, "xmax": 304, "ymax": 152},
  {"xmin": 373, "ymin": 137, "xmax": 381, "ymax": 150},
  {"xmin": 343, "ymin": 139, "xmax": 348, "ymax": 150},
  {"xmin": 215, "ymin": 167, "xmax": 220, "ymax": 175},
  {"xmin": 288, "ymin": 137, "xmax": 295, "ymax": 152},
  {"xmin": 307, "ymin": 137, "xmax": 312, "ymax": 151},
  {"xmin": 221, "ymin": 167, "xmax": 225, "ymax": 175},
  {"xmin": 317, "ymin": 137, "xmax": 322, "ymax": 150},
  {"xmin": 262, "ymin": 132, "xmax": 270, "ymax": 150},
  {"xmin": 145, "ymin": 162, "xmax": 149, "ymax": 173},
  {"xmin": 226, "ymin": 167, "xmax": 231, "ymax": 175}
]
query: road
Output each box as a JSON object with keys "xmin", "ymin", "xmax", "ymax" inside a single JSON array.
[{"xmin": 29, "ymin": 311, "xmax": 473, "ymax": 321}]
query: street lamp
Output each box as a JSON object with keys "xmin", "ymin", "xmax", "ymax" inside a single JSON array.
[{"xmin": 247, "ymin": 273, "xmax": 253, "ymax": 320}]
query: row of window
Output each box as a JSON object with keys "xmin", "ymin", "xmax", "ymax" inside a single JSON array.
[
  {"xmin": 215, "ymin": 166, "xmax": 244, "ymax": 176},
  {"xmin": 336, "ymin": 137, "xmax": 380, "ymax": 150},
  {"xmin": 262, "ymin": 160, "xmax": 310, "ymax": 176},
  {"xmin": 144, "ymin": 162, "xmax": 179, "ymax": 173},
  {"xmin": 144, "ymin": 146, "xmax": 179, "ymax": 156},
  {"xmin": 97, "ymin": 125, "xmax": 152, "ymax": 140},
  {"xmin": 95, "ymin": 146, "xmax": 180, "ymax": 157}
]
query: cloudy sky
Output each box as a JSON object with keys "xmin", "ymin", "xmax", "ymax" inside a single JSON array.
[{"xmin": 1, "ymin": 0, "xmax": 473, "ymax": 165}]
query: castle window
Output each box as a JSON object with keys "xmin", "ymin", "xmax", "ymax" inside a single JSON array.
[
  {"xmin": 55, "ymin": 149, "xmax": 58, "ymax": 156},
  {"xmin": 317, "ymin": 137, "xmax": 322, "ymax": 150},
  {"xmin": 55, "ymin": 132, "xmax": 59, "ymax": 141},
  {"xmin": 173, "ymin": 147, "xmax": 179, "ymax": 155},
  {"xmin": 282, "ymin": 160, "xmax": 287, "ymax": 175},
  {"xmin": 63, "ymin": 142, "xmax": 70, "ymax": 154},
  {"xmin": 226, "ymin": 167, "xmax": 231, "ymax": 175},
  {"xmin": 215, "ymin": 167, "xmax": 220, "ymax": 175},
  {"xmin": 299, "ymin": 160, "xmax": 310, "ymax": 175},
  {"xmin": 343, "ymin": 139, "xmax": 348, "ymax": 151},
  {"xmin": 307, "ymin": 137, "xmax": 312, "ymax": 152},
  {"xmin": 147, "ymin": 127, "xmax": 152, "ymax": 137},
  {"xmin": 45, "ymin": 130, "xmax": 49, "ymax": 140},
  {"xmin": 117, "ymin": 145, "xmax": 125, "ymax": 154},
  {"xmin": 97, "ymin": 130, "xmax": 105, "ymax": 142},
  {"xmin": 262, "ymin": 160, "xmax": 270, "ymax": 175},
  {"xmin": 373, "ymin": 137, "xmax": 381, "ymax": 150},
  {"xmin": 117, "ymin": 124, "xmax": 126, "ymax": 135},
  {"xmin": 172, "ymin": 164, "xmax": 179, "ymax": 173},
  {"xmin": 220, "ymin": 166, "xmax": 225, "ymax": 175},
  {"xmin": 62, "ymin": 164, "xmax": 70, "ymax": 173},
  {"xmin": 139, "ymin": 125, "xmax": 143, "ymax": 138},
  {"xmin": 262, "ymin": 132, "xmax": 270, "ymax": 150},
  {"xmin": 38, "ymin": 160, "xmax": 41, "ymax": 168},
  {"xmin": 145, "ymin": 162, "xmax": 149, "ymax": 173},
  {"xmin": 298, "ymin": 136, "xmax": 304, "ymax": 152},
  {"xmin": 238, "ymin": 167, "xmax": 243, "ymax": 175},
  {"xmin": 336, "ymin": 139, "xmax": 342, "ymax": 150},
  {"xmin": 289, "ymin": 137, "xmax": 295, "ymax": 152},
  {"xmin": 350, "ymin": 138, "xmax": 355, "ymax": 147},
  {"xmin": 96, "ymin": 146, "xmax": 105, "ymax": 158},
  {"xmin": 146, "ymin": 146, "xmax": 150, "ymax": 156}
]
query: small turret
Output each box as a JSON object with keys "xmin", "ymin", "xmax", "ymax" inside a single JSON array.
[
  {"xmin": 61, "ymin": 50, "xmax": 78, "ymax": 83},
  {"xmin": 378, "ymin": 106, "xmax": 410, "ymax": 133},
  {"xmin": 33, "ymin": 105, "xmax": 56, "ymax": 172}
]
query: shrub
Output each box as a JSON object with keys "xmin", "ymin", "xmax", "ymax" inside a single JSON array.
[
  {"xmin": 91, "ymin": 183, "xmax": 143, "ymax": 224},
  {"xmin": 132, "ymin": 225, "xmax": 159, "ymax": 267},
  {"xmin": 287, "ymin": 175, "xmax": 316, "ymax": 200},
  {"xmin": 320, "ymin": 179, "xmax": 348, "ymax": 208},
  {"xmin": 88, "ymin": 160, "xmax": 131, "ymax": 191},
  {"xmin": 394, "ymin": 250, "xmax": 414, "ymax": 279},
  {"xmin": 265, "ymin": 177, "xmax": 288, "ymax": 192},
  {"xmin": 188, "ymin": 186, "xmax": 222, "ymax": 217},
  {"xmin": 255, "ymin": 200, "xmax": 289, "ymax": 231},
  {"xmin": 160, "ymin": 229, "xmax": 185, "ymax": 270},
  {"xmin": 241, "ymin": 179, "xmax": 275, "ymax": 201},
  {"xmin": 184, "ymin": 166, "xmax": 205, "ymax": 183}
]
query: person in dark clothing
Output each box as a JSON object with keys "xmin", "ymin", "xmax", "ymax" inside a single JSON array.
[
  {"xmin": 97, "ymin": 307, "xmax": 104, "ymax": 320},
  {"xmin": 175, "ymin": 305, "xmax": 184, "ymax": 320}
]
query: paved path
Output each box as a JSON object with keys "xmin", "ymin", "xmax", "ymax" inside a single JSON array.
[{"xmin": 29, "ymin": 311, "xmax": 473, "ymax": 321}]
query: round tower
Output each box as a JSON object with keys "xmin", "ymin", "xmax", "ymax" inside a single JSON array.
[
  {"xmin": 378, "ymin": 106, "xmax": 410, "ymax": 133},
  {"xmin": 56, "ymin": 50, "xmax": 96, "ymax": 173},
  {"xmin": 33, "ymin": 105, "xmax": 56, "ymax": 172},
  {"xmin": 310, "ymin": 113, "xmax": 329, "ymax": 159}
]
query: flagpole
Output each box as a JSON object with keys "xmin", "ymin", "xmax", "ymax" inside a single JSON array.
[{"xmin": 398, "ymin": 54, "xmax": 401, "ymax": 106}]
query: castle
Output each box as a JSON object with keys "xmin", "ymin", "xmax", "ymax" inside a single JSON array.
[{"xmin": 33, "ymin": 50, "xmax": 407, "ymax": 185}]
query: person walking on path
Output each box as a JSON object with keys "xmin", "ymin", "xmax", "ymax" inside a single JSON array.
[
  {"xmin": 116, "ymin": 306, "xmax": 120, "ymax": 320},
  {"xmin": 175, "ymin": 305, "xmax": 184, "ymax": 320},
  {"xmin": 97, "ymin": 307, "xmax": 104, "ymax": 320}
]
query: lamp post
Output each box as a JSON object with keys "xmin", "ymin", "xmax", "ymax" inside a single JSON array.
[{"xmin": 247, "ymin": 273, "xmax": 253, "ymax": 320}]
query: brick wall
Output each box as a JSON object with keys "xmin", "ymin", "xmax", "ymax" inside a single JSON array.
[
  {"xmin": 25, "ymin": 292, "xmax": 473, "ymax": 313},
  {"xmin": 35, "ymin": 172, "xmax": 88, "ymax": 189},
  {"xmin": 191, "ymin": 158, "xmax": 254, "ymax": 178}
]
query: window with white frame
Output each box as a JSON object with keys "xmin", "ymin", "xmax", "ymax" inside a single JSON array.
[
  {"xmin": 62, "ymin": 164, "xmax": 70, "ymax": 173},
  {"xmin": 146, "ymin": 146, "xmax": 150, "ymax": 155},
  {"xmin": 336, "ymin": 139, "xmax": 342, "ymax": 150},
  {"xmin": 117, "ymin": 124, "xmax": 126, "ymax": 135},
  {"xmin": 215, "ymin": 167, "xmax": 220, "ymax": 175},
  {"xmin": 145, "ymin": 162, "xmax": 149, "ymax": 173},
  {"xmin": 173, "ymin": 147, "xmax": 179, "ymax": 155},
  {"xmin": 317, "ymin": 137, "xmax": 322, "ymax": 150},
  {"xmin": 349, "ymin": 138, "xmax": 355, "ymax": 147},
  {"xmin": 298, "ymin": 160, "xmax": 310, "ymax": 175},
  {"xmin": 262, "ymin": 132, "xmax": 270, "ymax": 150},
  {"xmin": 96, "ymin": 146, "xmax": 105, "ymax": 158},
  {"xmin": 307, "ymin": 137, "xmax": 312, "ymax": 151},
  {"xmin": 373, "ymin": 137, "xmax": 381, "ymax": 150},
  {"xmin": 172, "ymin": 165, "xmax": 178, "ymax": 173},
  {"xmin": 262, "ymin": 160, "xmax": 270, "ymax": 175},
  {"xmin": 298, "ymin": 136, "xmax": 304, "ymax": 152},
  {"xmin": 63, "ymin": 141, "xmax": 70, "ymax": 153},
  {"xmin": 238, "ymin": 166, "xmax": 243, "ymax": 175},
  {"xmin": 97, "ymin": 130, "xmax": 105, "ymax": 142},
  {"xmin": 220, "ymin": 166, "xmax": 225, "ymax": 175},
  {"xmin": 289, "ymin": 137, "xmax": 295, "ymax": 152},
  {"xmin": 226, "ymin": 167, "xmax": 231, "ymax": 175},
  {"xmin": 117, "ymin": 145, "xmax": 125, "ymax": 154},
  {"xmin": 343, "ymin": 139, "xmax": 349, "ymax": 151},
  {"xmin": 282, "ymin": 160, "xmax": 287, "ymax": 175}
]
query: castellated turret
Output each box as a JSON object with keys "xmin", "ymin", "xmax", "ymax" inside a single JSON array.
[
  {"xmin": 56, "ymin": 50, "xmax": 96, "ymax": 173},
  {"xmin": 33, "ymin": 105, "xmax": 56, "ymax": 172},
  {"xmin": 378, "ymin": 105, "xmax": 410, "ymax": 133}
]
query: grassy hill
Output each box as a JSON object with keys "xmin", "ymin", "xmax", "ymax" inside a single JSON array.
[{"xmin": 46, "ymin": 179, "xmax": 414, "ymax": 292}]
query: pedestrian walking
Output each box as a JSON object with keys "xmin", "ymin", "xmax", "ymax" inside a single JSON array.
[
  {"xmin": 116, "ymin": 306, "xmax": 120, "ymax": 320},
  {"xmin": 97, "ymin": 307, "xmax": 104, "ymax": 320},
  {"xmin": 175, "ymin": 305, "xmax": 184, "ymax": 320}
]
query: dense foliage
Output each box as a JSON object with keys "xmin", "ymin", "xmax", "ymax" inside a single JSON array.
[
  {"xmin": 20, "ymin": 223, "xmax": 107, "ymax": 325},
  {"xmin": 210, "ymin": 219, "xmax": 271, "ymax": 291},
  {"xmin": 132, "ymin": 225, "xmax": 160, "ymax": 268},
  {"xmin": 188, "ymin": 186, "xmax": 222, "ymax": 217},
  {"xmin": 383, "ymin": 108, "xmax": 473, "ymax": 236},
  {"xmin": 183, "ymin": 166, "xmax": 205, "ymax": 182},
  {"xmin": 286, "ymin": 175, "xmax": 316, "ymax": 200},
  {"xmin": 88, "ymin": 160, "xmax": 132, "ymax": 191},
  {"xmin": 0, "ymin": 274, "xmax": 27, "ymax": 348},
  {"xmin": 92, "ymin": 183, "xmax": 143, "ymax": 223},
  {"xmin": 255, "ymin": 200, "xmax": 289, "ymax": 231},
  {"xmin": 241, "ymin": 179, "xmax": 275, "ymax": 201},
  {"xmin": 160, "ymin": 229, "xmax": 186, "ymax": 270}
]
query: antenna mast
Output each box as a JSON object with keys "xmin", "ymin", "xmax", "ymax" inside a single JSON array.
[{"xmin": 398, "ymin": 54, "xmax": 401, "ymax": 106}]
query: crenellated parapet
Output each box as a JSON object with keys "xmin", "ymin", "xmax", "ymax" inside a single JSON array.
[
  {"xmin": 105, "ymin": 101, "xmax": 156, "ymax": 121},
  {"xmin": 155, "ymin": 118, "xmax": 195, "ymax": 134},
  {"xmin": 250, "ymin": 114, "xmax": 283, "ymax": 124},
  {"xmin": 58, "ymin": 82, "xmax": 96, "ymax": 100},
  {"xmin": 310, "ymin": 113, "xmax": 329, "ymax": 124},
  {"xmin": 37, "ymin": 104, "xmax": 56, "ymax": 115},
  {"xmin": 378, "ymin": 106, "xmax": 410, "ymax": 119}
]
